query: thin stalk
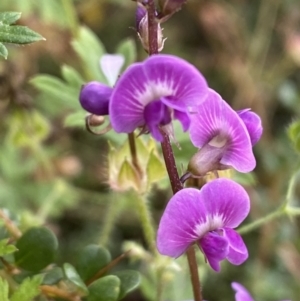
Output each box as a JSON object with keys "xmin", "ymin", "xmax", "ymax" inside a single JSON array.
[
  {"xmin": 128, "ymin": 133, "xmax": 142, "ymax": 176},
  {"xmin": 0, "ymin": 209, "xmax": 22, "ymax": 239},
  {"xmin": 99, "ymin": 194, "xmax": 123, "ymax": 246},
  {"xmin": 286, "ymin": 207, "xmax": 300, "ymax": 216},
  {"xmin": 135, "ymin": 194, "xmax": 158, "ymax": 256},
  {"xmin": 238, "ymin": 208, "xmax": 285, "ymax": 235}
]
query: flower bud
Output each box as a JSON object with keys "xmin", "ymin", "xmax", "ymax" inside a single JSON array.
[
  {"xmin": 136, "ymin": 4, "xmax": 165, "ymax": 52},
  {"xmin": 79, "ymin": 81, "xmax": 113, "ymax": 115},
  {"xmin": 187, "ymin": 144, "xmax": 228, "ymax": 177}
]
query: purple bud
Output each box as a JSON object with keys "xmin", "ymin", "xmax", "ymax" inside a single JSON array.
[
  {"xmin": 136, "ymin": 3, "xmax": 147, "ymax": 30},
  {"xmin": 135, "ymin": 3, "xmax": 165, "ymax": 52},
  {"xmin": 79, "ymin": 81, "xmax": 113, "ymax": 116}
]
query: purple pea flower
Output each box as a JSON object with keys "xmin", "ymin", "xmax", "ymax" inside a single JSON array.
[
  {"xmin": 79, "ymin": 54, "xmax": 124, "ymax": 116},
  {"xmin": 109, "ymin": 54, "xmax": 208, "ymax": 141},
  {"xmin": 188, "ymin": 89, "xmax": 262, "ymax": 176},
  {"xmin": 231, "ymin": 282, "xmax": 291, "ymax": 301},
  {"xmin": 157, "ymin": 178, "xmax": 249, "ymax": 272}
]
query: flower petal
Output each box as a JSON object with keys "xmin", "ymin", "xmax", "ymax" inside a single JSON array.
[
  {"xmin": 237, "ymin": 109, "xmax": 263, "ymax": 146},
  {"xmin": 157, "ymin": 188, "xmax": 207, "ymax": 258},
  {"xmin": 199, "ymin": 178, "xmax": 250, "ymax": 228},
  {"xmin": 223, "ymin": 228, "xmax": 248, "ymax": 265},
  {"xmin": 79, "ymin": 81, "xmax": 113, "ymax": 115},
  {"xmin": 174, "ymin": 110, "xmax": 191, "ymax": 131},
  {"xmin": 100, "ymin": 54, "xmax": 125, "ymax": 87},
  {"xmin": 199, "ymin": 232, "xmax": 229, "ymax": 272},
  {"xmin": 144, "ymin": 100, "xmax": 171, "ymax": 141},
  {"xmin": 110, "ymin": 55, "xmax": 208, "ymax": 135},
  {"xmin": 189, "ymin": 89, "xmax": 256, "ymax": 173},
  {"xmin": 231, "ymin": 282, "xmax": 255, "ymax": 301}
]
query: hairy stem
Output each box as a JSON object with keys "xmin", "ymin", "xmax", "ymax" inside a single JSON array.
[
  {"xmin": 146, "ymin": 1, "xmax": 202, "ymax": 300},
  {"xmin": 99, "ymin": 193, "xmax": 123, "ymax": 247},
  {"xmin": 238, "ymin": 207, "xmax": 285, "ymax": 235},
  {"xmin": 239, "ymin": 170, "xmax": 300, "ymax": 234},
  {"xmin": 0, "ymin": 210, "xmax": 22, "ymax": 239},
  {"xmin": 136, "ymin": 194, "xmax": 158, "ymax": 256}
]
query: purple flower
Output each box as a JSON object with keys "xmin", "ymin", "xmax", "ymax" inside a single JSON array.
[
  {"xmin": 231, "ymin": 282, "xmax": 290, "ymax": 301},
  {"xmin": 79, "ymin": 54, "xmax": 124, "ymax": 116},
  {"xmin": 237, "ymin": 109, "xmax": 262, "ymax": 146},
  {"xmin": 188, "ymin": 89, "xmax": 262, "ymax": 176},
  {"xmin": 109, "ymin": 54, "xmax": 208, "ymax": 141},
  {"xmin": 157, "ymin": 178, "xmax": 249, "ymax": 272},
  {"xmin": 79, "ymin": 81, "xmax": 113, "ymax": 115}
]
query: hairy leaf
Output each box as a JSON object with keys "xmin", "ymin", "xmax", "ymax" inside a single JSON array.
[{"xmin": 11, "ymin": 275, "xmax": 43, "ymax": 301}]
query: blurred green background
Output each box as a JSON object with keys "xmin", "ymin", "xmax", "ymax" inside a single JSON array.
[{"xmin": 0, "ymin": 0, "xmax": 300, "ymax": 300}]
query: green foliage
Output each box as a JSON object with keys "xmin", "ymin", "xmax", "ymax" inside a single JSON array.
[
  {"xmin": 63, "ymin": 263, "xmax": 89, "ymax": 295},
  {"xmin": 116, "ymin": 38, "xmax": 137, "ymax": 71},
  {"xmin": 113, "ymin": 270, "xmax": 141, "ymax": 300},
  {"xmin": 76, "ymin": 244, "xmax": 111, "ymax": 282},
  {"xmin": 71, "ymin": 26, "xmax": 107, "ymax": 83},
  {"xmin": 288, "ymin": 120, "xmax": 300, "ymax": 153},
  {"xmin": 42, "ymin": 267, "xmax": 64, "ymax": 285},
  {"xmin": 10, "ymin": 275, "xmax": 43, "ymax": 301},
  {"xmin": 87, "ymin": 275, "xmax": 121, "ymax": 301},
  {"xmin": 0, "ymin": 278, "xmax": 9, "ymax": 301},
  {"xmin": 0, "ymin": 238, "xmax": 18, "ymax": 256},
  {"xmin": 0, "ymin": 11, "xmax": 44, "ymax": 59},
  {"xmin": 14, "ymin": 227, "xmax": 58, "ymax": 272}
]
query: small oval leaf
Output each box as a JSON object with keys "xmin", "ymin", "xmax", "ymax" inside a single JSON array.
[
  {"xmin": 76, "ymin": 244, "xmax": 111, "ymax": 282},
  {"xmin": 63, "ymin": 263, "xmax": 88, "ymax": 295},
  {"xmin": 14, "ymin": 227, "xmax": 58, "ymax": 272},
  {"xmin": 87, "ymin": 275, "xmax": 120, "ymax": 301},
  {"xmin": 113, "ymin": 270, "xmax": 141, "ymax": 300}
]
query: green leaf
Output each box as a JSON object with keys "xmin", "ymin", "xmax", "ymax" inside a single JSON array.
[
  {"xmin": 11, "ymin": 275, "xmax": 43, "ymax": 301},
  {"xmin": 288, "ymin": 121, "xmax": 300, "ymax": 142},
  {"xmin": 42, "ymin": 267, "xmax": 64, "ymax": 285},
  {"xmin": 113, "ymin": 270, "xmax": 141, "ymax": 300},
  {"xmin": 116, "ymin": 38, "xmax": 137, "ymax": 71},
  {"xmin": 0, "ymin": 238, "xmax": 17, "ymax": 256},
  {"xmin": 0, "ymin": 12, "xmax": 21, "ymax": 25},
  {"xmin": 0, "ymin": 278, "xmax": 9, "ymax": 301},
  {"xmin": 64, "ymin": 110, "xmax": 86, "ymax": 128},
  {"xmin": 71, "ymin": 26, "xmax": 107, "ymax": 82},
  {"xmin": 63, "ymin": 263, "xmax": 88, "ymax": 295},
  {"xmin": 118, "ymin": 159, "xmax": 140, "ymax": 191},
  {"xmin": 0, "ymin": 24, "xmax": 45, "ymax": 44},
  {"xmin": 0, "ymin": 42, "xmax": 8, "ymax": 59},
  {"xmin": 76, "ymin": 244, "xmax": 111, "ymax": 282},
  {"xmin": 61, "ymin": 65, "xmax": 85, "ymax": 88},
  {"xmin": 87, "ymin": 275, "xmax": 120, "ymax": 301},
  {"xmin": 14, "ymin": 227, "xmax": 58, "ymax": 272},
  {"xmin": 30, "ymin": 75, "xmax": 81, "ymax": 110},
  {"xmin": 146, "ymin": 150, "xmax": 167, "ymax": 188}
]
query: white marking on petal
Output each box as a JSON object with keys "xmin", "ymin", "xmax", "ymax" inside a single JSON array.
[
  {"xmin": 100, "ymin": 54, "xmax": 125, "ymax": 87},
  {"xmin": 208, "ymin": 135, "xmax": 228, "ymax": 148},
  {"xmin": 194, "ymin": 215, "xmax": 224, "ymax": 238},
  {"xmin": 134, "ymin": 81, "xmax": 174, "ymax": 106}
]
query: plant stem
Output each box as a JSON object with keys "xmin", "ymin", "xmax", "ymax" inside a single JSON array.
[
  {"xmin": 238, "ymin": 207, "xmax": 285, "ymax": 235},
  {"xmin": 147, "ymin": 0, "xmax": 158, "ymax": 55},
  {"xmin": 128, "ymin": 133, "xmax": 142, "ymax": 176},
  {"xmin": 239, "ymin": 170, "xmax": 300, "ymax": 235},
  {"xmin": 145, "ymin": 1, "xmax": 202, "ymax": 300},
  {"xmin": 136, "ymin": 194, "xmax": 158, "ymax": 256},
  {"xmin": 0, "ymin": 210, "xmax": 22, "ymax": 239},
  {"xmin": 99, "ymin": 193, "xmax": 123, "ymax": 247}
]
